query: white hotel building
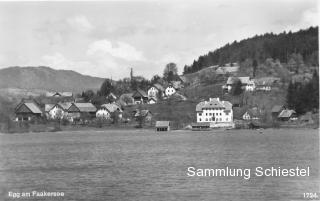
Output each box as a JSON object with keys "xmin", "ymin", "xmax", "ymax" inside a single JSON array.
[{"xmin": 196, "ymin": 98, "xmax": 234, "ymax": 128}]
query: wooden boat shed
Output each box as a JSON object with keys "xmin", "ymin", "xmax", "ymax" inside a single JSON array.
[{"xmin": 155, "ymin": 121, "xmax": 171, "ymax": 131}]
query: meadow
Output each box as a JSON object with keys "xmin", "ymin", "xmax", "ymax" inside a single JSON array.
[{"xmin": 0, "ymin": 129, "xmax": 318, "ymax": 201}]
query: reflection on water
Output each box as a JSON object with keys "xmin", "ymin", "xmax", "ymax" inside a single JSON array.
[{"xmin": 0, "ymin": 129, "xmax": 318, "ymax": 201}]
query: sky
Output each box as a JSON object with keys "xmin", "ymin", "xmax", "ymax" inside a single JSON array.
[{"xmin": 0, "ymin": 0, "xmax": 318, "ymax": 79}]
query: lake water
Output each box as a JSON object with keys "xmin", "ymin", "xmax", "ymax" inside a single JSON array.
[{"xmin": 0, "ymin": 129, "xmax": 319, "ymax": 201}]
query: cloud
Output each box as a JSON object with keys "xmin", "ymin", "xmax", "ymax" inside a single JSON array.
[
  {"xmin": 86, "ymin": 39, "xmax": 145, "ymax": 61},
  {"xmin": 66, "ymin": 15, "xmax": 94, "ymax": 33}
]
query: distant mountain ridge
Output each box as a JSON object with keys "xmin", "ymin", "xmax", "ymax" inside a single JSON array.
[{"xmin": 0, "ymin": 66, "xmax": 105, "ymax": 92}]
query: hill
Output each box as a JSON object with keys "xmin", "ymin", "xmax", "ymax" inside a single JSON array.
[
  {"xmin": 184, "ymin": 26, "xmax": 318, "ymax": 74},
  {"xmin": 0, "ymin": 66, "xmax": 105, "ymax": 93}
]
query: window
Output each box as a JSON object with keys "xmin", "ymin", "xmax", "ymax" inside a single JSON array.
[
  {"xmin": 205, "ymin": 118, "xmax": 208, "ymax": 121},
  {"xmin": 226, "ymin": 118, "xmax": 228, "ymax": 121},
  {"xmin": 199, "ymin": 118, "xmax": 201, "ymax": 121},
  {"xmin": 199, "ymin": 113, "xmax": 202, "ymax": 116}
]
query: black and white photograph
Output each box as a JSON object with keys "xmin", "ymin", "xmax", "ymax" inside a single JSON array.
[{"xmin": 0, "ymin": 0, "xmax": 319, "ymax": 200}]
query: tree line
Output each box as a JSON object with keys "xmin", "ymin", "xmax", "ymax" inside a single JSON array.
[{"xmin": 184, "ymin": 26, "xmax": 318, "ymax": 74}]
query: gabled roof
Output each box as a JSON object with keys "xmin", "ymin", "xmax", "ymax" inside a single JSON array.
[
  {"xmin": 45, "ymin": 104, "xmax": 55, "ymax": 112},
  {"xmin": 227, "ymin": 77, "xmax": 251, "ymax": 85},
  {"xmin": 132, "ymin": 89, "xmax": 148, "ymax": 98},
  {"xmin": 196, "ymin": 98, "xmax": 230, "ymax": 112},
  {"xmin": 23, "ymin": 103, "xmax": 42, "ymax": 114},
  {"xmin": 58, "ymin": 102, "xmax": 72, "ymax": 110},
  {"xmin": 278, "ymin": 109, "xmax": 296, "ymax": 118},
  {"xmin": 100, "ymin": 103, "xmax": 123, "ymax": 113},
  {"xmin": 152, "ymin": 83, "xmax": 164, "ymax": 91},
  {"xmin": 254, "ymin": 77, "xmax": 280, "ymax": 86},
  {"xmin": 244, "ymin": 108, "xmax": 260, "ymax": 117},
  {"xmin": 155, "ymin": 121, "xmax": 170, "ymax": 127},
  {"xmin": 72, "ymin": 103, "xmax": 96, "ymax": 112}
]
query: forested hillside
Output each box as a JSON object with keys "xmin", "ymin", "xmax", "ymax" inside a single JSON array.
[{"xmin": 184, "ymin": 26, "xmax": 318, "ymax": 74}]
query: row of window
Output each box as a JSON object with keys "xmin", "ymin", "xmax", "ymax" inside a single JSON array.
[
  {"xmin": 198, "ymin": 117, "xmax": 228, "ymax": 122},
  {"xmin": 199, "ymin": 112, "xmax": 222, "ymax": 116}
]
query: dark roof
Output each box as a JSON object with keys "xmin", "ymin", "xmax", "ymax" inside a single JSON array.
[
  {"xmin": 155, "ymin": 121, "xmax": 170, "ymax": 127},
  {"xmin": 153, "ymin": 83, "xmax": 164, "ymax": 91},
  {"xmin": 72, "ymin": 103, "xmax": 96, "ymax": 112},
  {"xmin": 132, "ymin": 89, "xmax": 148, "ymax": 98}
]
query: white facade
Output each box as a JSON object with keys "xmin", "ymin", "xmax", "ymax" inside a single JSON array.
[
  {"xmin": 96, "ymin": 108, "xmax": 111, "ymax": 119},
  {"xmin": 47, "ymin": 105, "xmax": 68, "ymax": 119},
  {"xmin": 148, "ymin": 87, "xmax": 159, "ymax": 98},
  {"xmin": 196, "ymin": 98, "xmax": 233, "ymax": 127},
  {"xmin": 165, "ymin": 86, "xmax": 176, "ymax": 97},
  {"xmin": 245, "ymin": 80, "xmax": 256, "ymax": 91}
]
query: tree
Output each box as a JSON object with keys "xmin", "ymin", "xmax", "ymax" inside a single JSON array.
[
  {"xmin": 252, "ymin": 59, "xmax": 258, "ymax": 77},
  {"xmin": 231, "ymin": 79, "xmax": 243, "ymax": 96},
  {"xmin": 99, "ymin": 79, "xmax": 114, "ymax": 96},
  {"xmin": 82, "ymin": 90, "xmax": 95, "ymax": 102},
  {"xmin": 151, "ymin": 75, "xmax": 161, "ymax": 84},
  {"xmin": 163, "ymin": 63, "xmax": 178, "ymax": 81},
  {"xmin": 122, "ymin": 94, "xmax": 133, "ymax": 105}
]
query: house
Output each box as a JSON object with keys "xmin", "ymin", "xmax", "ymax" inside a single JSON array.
[
  {"xmin": 147, "ymin": 83, "xmax": 164, "ymax": 103},
  {"xmin": 196, "ymin": 98, "xmax": 234, "ymax": 128},
  {"xmin": 15, "ymin": 99, "xmax": 43, "ymax": 121},
  {"xmin": 165, "ymin": 84, "xmax": 176, "ymax": 97},
  {"xmin": 223, "ymin": 77, "xmax": 255, "ymax": 92},
  {"xmin": 254, "ymin": 77, "xmax": 280, "ymax": 91},
  {"xmin": 147, "ymin": 97, "xmax": 157, "ymax": 104},
  {"xmin": 134, "ymin": 109, "xmax": 153, "ymax": 122},
  {"xmin": 96, "ymin": 103, "xmax": 123, "ymax": 119},
  {"xmin": 215, "ymin": 64, "xmax": 239, "ymax": 75},
  {"xmin": 278, "ymin": 109, "xmax": 297, "ymax": 121},
  {"xmin": 242, "ymin": 108, "xmax": 261, "ymax": 120},
  {"xmin": 271, "ymin": 105, "xmax": 285, "ymax": 119},
  {"xmin": 155, "ymin": 121, "xmax": 171, "ymax": 131},
  {"xmin": 132, "ymin": 89, "xmax": 148, "ymax": 104},
  {"xmin": 67, "ymin": 103, "xmax": 97, "ymax": 121},
  {"xmin": 46, "ymin": 102, "xmax": 72, "ymax": 120}
]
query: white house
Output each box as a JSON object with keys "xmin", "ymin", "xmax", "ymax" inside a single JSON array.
[
  {"xmin": 96, "ymin": 103, "xmax": 123, "ymax": 119},
  {"xmin": 147, "ymin": 83, "xmax": 164, "ymax": 104},
  {"xmin": 196, "ymin": 98, "xmax": 234, "ymax": 128},
  {"xmin": 223, "ymin": 77, "xmax": 255, "ymax": 92},
  {"xmin": 46, "ymin": 102, "xmax": 72, "ymax": 120},
  {"xmin": 165, "ymin": 85, "xmax": 176, "ymax": 97}
]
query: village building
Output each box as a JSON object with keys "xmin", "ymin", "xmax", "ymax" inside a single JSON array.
[
  {"xmin": 15, "ymin": 100, "xmax": 43, "ymax": 121},
  {"xmin": 155, "ymin": 121, "xmax": 171, "ymax": 131},
  {"xmin": 67, "ymin": 103, "xmax": 97, "ymax": 121},
  {"xmin": 196, "ymin": 98, "xmax": 234, "ymax": 128},
  {"xmin": 165, "ymin": 84, "xmax": 176, "ymax": 97},
  {"xmin": 223, "ymin": 77, "xmax": 255, "ymax": 92},
  {"xmin": 215, "ymin": 63, "xmax": 240, "ymax": 75},
  {"xmin": 254, "ymin": 77, "xmax": 281, "ymax": 91},
  {"xmin": 147, "ymin": 97, "xmax": 157, "ymax": 104},
  {"xmin": 277, "ymin": 109, "xmax": 297, "ymax": 121},
  {"xmin": 191, "ymin": 122, "xmax": 211, "ymax": 131},
  {"xmin": 242, "ymin": 107, "xmax": 261, "ymax": 121},
  {"xmin": 132, "ymin": 89, "xmax": 148, "ymax": 104},
  {"xmin": 96, "ymin": 103, "xmax": 123, "ymax": 119},
  {"xmin": 147, "ymin": 83, "xmax": 164, "ymax": 104},
  {"xmin": 271, "ymin": 105, "xmax": 285, "ymax": 119},
  {"xmin": 46, "ymin": 102, "xmax": 72, "ymax": 120}
]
